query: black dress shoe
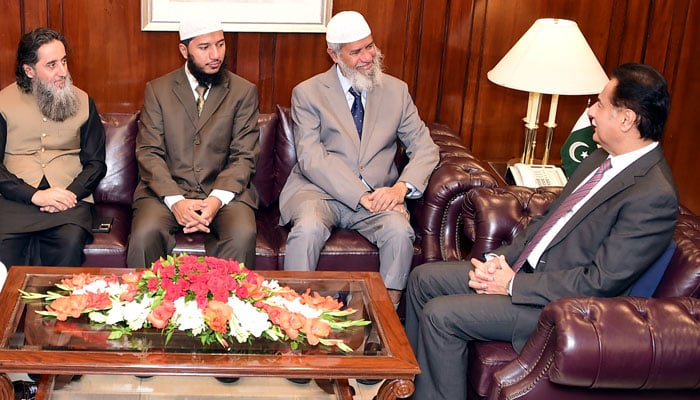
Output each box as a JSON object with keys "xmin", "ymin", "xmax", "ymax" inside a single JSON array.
[
  {"xmin": 215, "ymin": 377, "xmax": 240, "ymax": 384},
  {"xmin": 287, "ymin": 378, "xmax": 311, "ymax": 384},
  {"xmin": 356, "ymin": 378, "xmax": 382, "ymax": 385},
  {"xmin": 12, "ymin": 380, "xmax": 38, "ymax": 400}
]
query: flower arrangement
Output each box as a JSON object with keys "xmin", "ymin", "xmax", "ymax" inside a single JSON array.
[{"xmin": 20, "ymin": 254, "xmax": 370, "ymax": 352}]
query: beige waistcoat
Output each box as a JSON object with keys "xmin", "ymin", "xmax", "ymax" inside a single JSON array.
[{"xmin": 0, "ymin": 82, "xmax": 93, "ymax": 202}]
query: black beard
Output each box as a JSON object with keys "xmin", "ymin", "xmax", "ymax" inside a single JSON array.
[
  {"xmin": 187, "ymin": 54, "xmax": 227, "ymax": 87},
  {"xmin": 33, "ymin": 76, "xmax": 80, "ymax": 122}
]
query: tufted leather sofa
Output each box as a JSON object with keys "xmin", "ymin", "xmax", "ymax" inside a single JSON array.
[
  {"xmin": 83, "ymin": 107, "xmax": 498, "ymax": 270},
  {"xmin": 460, "ymin": 186, "xmax": 700, "ymax": 400}
]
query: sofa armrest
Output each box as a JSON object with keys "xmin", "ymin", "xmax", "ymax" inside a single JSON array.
[
  {"xmin": 491, "ymin": 297, "xmax": 700, "ymax": 400},
  {"xmin": 415, "ymin": 123, "xmax": 499, "ymax": 262}
]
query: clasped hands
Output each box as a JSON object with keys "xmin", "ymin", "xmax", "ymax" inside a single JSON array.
[
  {"xmin": 172, "ymin": 197, "xmax": 222, "ymax": 234},
  {"xmin": 32, "ymin": 188, "xmax": 78, "ymax": 213},
  {"xmin": 359, "ymin": 182, "xmax": 409, "ymax": 220},
  {"xmin": 468, "ymin": 255, "xmax": 515, "ymax": 296}
]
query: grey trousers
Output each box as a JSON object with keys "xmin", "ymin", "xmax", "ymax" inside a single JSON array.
[
  {"xmin": 283, "ymin": 196, "xmax": 414, "ymax": 290},
  {"xmin": 405, "ymin": 261, "xmax": 524, "ymax": 400}
]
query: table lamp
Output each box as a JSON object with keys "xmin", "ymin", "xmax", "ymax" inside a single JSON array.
[{"xmin": 487, "ymin": 18, "xmax": 608, "ymax": 166}]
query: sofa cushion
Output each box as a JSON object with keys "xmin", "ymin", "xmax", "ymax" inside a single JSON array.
[
  {"xmin": 84, "ymin": 113, "xmax": 139, "ymax": 267},
  {"xmin": 630, "ymin": 240, "xmax": 676, "ymax": 297}
]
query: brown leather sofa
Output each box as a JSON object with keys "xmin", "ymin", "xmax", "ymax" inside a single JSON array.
[
  {"xmin": 460, "ymin": 186, "xmax": 700, "ymax": 400},
  {"xmin": 83, "ymin": 107, "xmax": 498, "ymax": 270}
]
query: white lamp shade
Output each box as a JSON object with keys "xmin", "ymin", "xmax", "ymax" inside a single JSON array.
[{"xmin": 487, "ymin": 18, "xmax": 609, "ymax": 95}]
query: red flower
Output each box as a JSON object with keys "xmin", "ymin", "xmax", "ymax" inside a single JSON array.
[{"xmin": 86, "ymin": 292, "xmax": 112, "ymax": 310}]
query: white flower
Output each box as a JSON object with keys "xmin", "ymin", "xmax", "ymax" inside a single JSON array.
[
  {"xmin": 104, "ymin": 299, "xmax": 126, "ymax": 325},
  {"xmin": 264, "ymin": 295, "xmax": 322, "ymax": 319},
  {"xmin": 172, "ymin": 297, "xmax": 206, "ymax": 335},
  {"xmin": 73, "ymin": 279, "xmax": 108, "ymax": 295},
  {"xmin": 122, "ymin": 295, "xmax": 154, "ymax": 331},
  {"xmin": 262, "ymin": 280, "xmax": 281, "ymax": 291},
  {"xmin": 227, "ymin": 296, "xmax": 271, "ymax": 343}
]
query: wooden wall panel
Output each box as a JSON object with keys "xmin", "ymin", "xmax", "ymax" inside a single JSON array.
[
  {"xmin": 0, "ymin": 0, "xmax": 698, "ymax": 212},
  {"xmin": 657, "ymin": 0, "xmax": 700, "ymax": 213},
  {"xmin": 0, "ymin": 0, "xmax": 22, "ymax": 90}
]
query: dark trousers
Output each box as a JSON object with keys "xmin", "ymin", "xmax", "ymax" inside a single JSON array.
[
  {"xmin": 0, "ymin": 224, "xmax": 88, "ymax": 267},
  {"xmin": 405, "ymin": 261, "xmax": 521, "ymax": 400},
  {"xmin": 127, "ymin": 197, "xmax": 257, "ymax": 268}
]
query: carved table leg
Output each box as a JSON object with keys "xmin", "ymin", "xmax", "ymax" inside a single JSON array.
[
  {"xmin": 335, "ymin": 379, "xmax": 356, "ymax": 400},
  {"xmin": 0, "ymin": 373, "xmax": 14, "ymax": 399},
  {"xmin": 375, "ymin": 378, "xmax": 415, "ymax": 400}
]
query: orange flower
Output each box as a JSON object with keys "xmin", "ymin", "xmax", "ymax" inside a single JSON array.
[
  {"xmin": 303, "ymin": 318, "xmax": 331, "ymax": 345},
  {"xmin": 203, "ymin": 300, "xmax": 233, "ymax": 333},
  {"xmin": 299, "ymin": 289, "xmax": 343, "ymax": 310},
  {"xmin": 46, "ymin": 294, "xmax": 88, "ymax": 321},
  {"xmin": 60, "ymin": 273, "xmax": 97, "ymax": 290},
  {"xmin": 147, "ymin": 300, "xmax": 176, "ymax": 329}
]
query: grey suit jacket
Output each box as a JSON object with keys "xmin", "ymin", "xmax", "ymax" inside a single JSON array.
[
  {"xmin": 279, "ymin": 65, "xmax": 439, "ymax": 223},
  {"xmin": 134, "ymin": 67, "xmax": 259, "ymax": 209},
  {"xmin": 499, "ymin": 146, "xmax": 678, "ymax": 351}
]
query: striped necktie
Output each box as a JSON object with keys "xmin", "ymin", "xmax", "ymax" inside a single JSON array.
[
  {"xmin": 195, "ymin": 84, "xmax": 208, "ymax": 116},
  {"xmin": 349, "ymin": 87, "xmax": 364, "ymax": 137},
  {"xmin": 511, "ymin": 158, "xmax": 612, "ymax": 272}
]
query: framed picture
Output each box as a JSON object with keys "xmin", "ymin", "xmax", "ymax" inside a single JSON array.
[{"xmin": 142, "ymin": 0, "xmax": 332, "ymax": 33}]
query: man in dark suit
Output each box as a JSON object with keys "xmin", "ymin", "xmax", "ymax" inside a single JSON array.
[
  {"xmin": 127, "ymin": 14, "xmax": 259, "ymax": 268},
  {"xmin": 405, "ymin": 63, "xmax": 678, "ymax": 399},
  {"xmin": 279, "ymin": 11, "xmax": 439, "ymax": 306}
]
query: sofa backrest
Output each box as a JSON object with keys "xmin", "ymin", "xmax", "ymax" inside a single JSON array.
[
  {"xmin": 273, "ymin": 105, "xmax": 297, "ymax": 208},
  {"xmin": 655, "ymin": 206, "xmax": 700, "ymax": 298},
  {"xmin": 252, "ymin": 111, "xmax": 279, "ymax": 209},
  {"xmin": 94, "ymin": 112, "xmax": 139, "ymax": 206},
  {"xmin": 462, "ymin": 186, "xmax": 700, "ymax": 299}
]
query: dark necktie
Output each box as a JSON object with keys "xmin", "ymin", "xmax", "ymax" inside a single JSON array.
[
  {"xmin": 195, "ymin": 84, "xmax": 208, "ymax": 116},
  {"xmin": 512, "ymin": 158, "xmax": 612, "ymax": 272},
  {"xmin": 349, "ymin": 87, "xmax": 364, "ymax": 137}
]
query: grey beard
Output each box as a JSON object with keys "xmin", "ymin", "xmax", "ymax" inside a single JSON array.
[
  {"xmin": 33, "ymin": 76, "xmax": 80, "ymax": 122},
  {"xmin": 338, "ymin": 48, "xmax": 385, "ymax": 93}
]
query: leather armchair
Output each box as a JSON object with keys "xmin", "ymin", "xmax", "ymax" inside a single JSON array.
[{"xmin": 460, "ymin": 186, "xmax": 700, "ymax": 400}]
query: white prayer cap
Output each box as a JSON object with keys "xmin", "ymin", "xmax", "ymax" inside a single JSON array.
[
  {"xmin": 326, "ymin": 11, "xmax": 371, "ymax": 44},
  {"xmin": 179, "ymin": 13, "xmax": 224, "ymax": 41}
]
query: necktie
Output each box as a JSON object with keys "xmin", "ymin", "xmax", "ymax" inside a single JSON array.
[
  {"xmin": 195, "ymin": 84, "xmax": 208, "ymax": 116},
  {"xmin": 511, "ymin": 158, "xmax": 612, "ymax": 272},
  {"xmin": 349, "ymin": 87, "xmax": 364, "ymax": 137}
]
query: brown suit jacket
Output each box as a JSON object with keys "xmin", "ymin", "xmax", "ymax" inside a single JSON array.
[{"xmin": 134, "ymin": 67, "xmax": 259, "ymax": 208}]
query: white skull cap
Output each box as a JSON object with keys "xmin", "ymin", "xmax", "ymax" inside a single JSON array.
[
  {"xmin": 325, "ymin": 11, "xmax": 371, "ymax": 44},
  {"xmin": 179, "ymin": 12, "xmax": 224, "ymax": 41}
]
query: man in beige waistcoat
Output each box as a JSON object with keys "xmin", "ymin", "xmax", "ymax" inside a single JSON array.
[{"xmin": 0, "ymin": 28, "xmax": 107, "ymax": 268}]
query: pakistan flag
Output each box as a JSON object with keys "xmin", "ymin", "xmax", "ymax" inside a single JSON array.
[{"xmin": 561, "ymin": 108, "xmax": 598, "ymax": 177}]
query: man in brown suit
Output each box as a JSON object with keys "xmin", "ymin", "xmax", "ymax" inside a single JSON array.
[
  {"xmin": 0, "ymin": 28, "xmax": 106, "ymax": 268},
  {"xmin": 127, "ymin": 14, "xmax": 259, "ymax": 268}
]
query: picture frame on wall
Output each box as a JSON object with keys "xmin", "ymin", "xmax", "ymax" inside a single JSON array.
[{"xmin": 141, "ymin": 0, "xmax": 332, "ymax": 33}]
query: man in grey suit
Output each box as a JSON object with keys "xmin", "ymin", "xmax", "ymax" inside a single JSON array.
[
  {"xmin": 127, "ymin": 14, "xmax": 259, "ymax": 268},
  {"xmin": 279, "ymin": 11, "xmax": 439, "ymax": 306},
  {"xmin": 405, "ymin": 63, "xmax": 679, "ymax": 399}
]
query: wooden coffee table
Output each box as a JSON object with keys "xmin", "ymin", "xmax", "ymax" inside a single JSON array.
[{"xmin": 0, "ymin": 267, "xmax": 419, "ymax": 400}]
